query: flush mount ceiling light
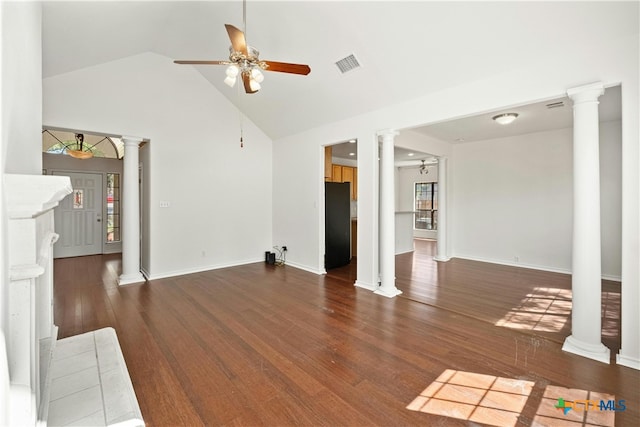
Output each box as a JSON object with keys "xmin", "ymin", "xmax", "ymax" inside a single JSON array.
[{"xmin": 492, "ymin": 113, "xmax": 519, "ymax": 125}]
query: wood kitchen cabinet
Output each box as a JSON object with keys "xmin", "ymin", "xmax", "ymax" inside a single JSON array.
[
  {"xmin": 332, "ymin": 164, "xmax": 343, "ymax": 183},
  {"xmin": 330, "ymin": 164, "xmax": 357, "ymax": 200},
  {"xmin": 324, "ymin": 146, "xmax": 333, "ymax": 181}
]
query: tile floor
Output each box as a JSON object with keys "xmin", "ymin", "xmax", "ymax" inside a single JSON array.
[{"xmin": 47, "ymin": 328, "xmax": 144, "ymax": 427}]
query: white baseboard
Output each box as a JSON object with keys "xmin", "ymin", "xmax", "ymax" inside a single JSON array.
[
  {"xmin": 145, "ymin": 258, "xmax": 263, "ymax": 281},
  {"xmin": 452, "ymin": 254, "xmax": 621, "ymax": 282},
  {"xmin": 283, "ymin": 260, "xmax": 325, "ymax": 275},
  {"xmin": 354, "ymin": 280, "xmax": 377, "ymax": 291},
  {"xmin": 616, "ymin": 353, "xmax": 640, "ymax": 370}
]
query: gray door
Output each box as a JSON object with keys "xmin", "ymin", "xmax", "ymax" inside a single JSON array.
[{"xmin": 53, "ymin": 172, "xmax": 103, "ymax": 258}]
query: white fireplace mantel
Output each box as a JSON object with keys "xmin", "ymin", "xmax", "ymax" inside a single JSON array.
[
  {"xmin": 5, "ymin": 174, "xmax": 72, "ymax": 219},
  {"xmin": 3, "ymin": 173, "xmax": 72, "ymax": 426}
]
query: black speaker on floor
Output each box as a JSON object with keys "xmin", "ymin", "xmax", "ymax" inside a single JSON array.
[{"xmin": 265, "ymin": 251, "xmax": 275, "ymax": 265}]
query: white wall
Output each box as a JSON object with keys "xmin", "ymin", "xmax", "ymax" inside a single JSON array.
[
  {"xmin": 140, "ymin": 142, "xmax": 151, "ymax": 276},
  {"xmin": 43, "ymin": 52, "xmax": 273, "ymax": 279},
  {"xmin": 452, "ymin": 128, "xmax": 573, "ymax": 272},
  {"xmin": 2, "ymin": 1, "xmax": 42, "ymax": 175},
  {"xmin": 451, "ymin": 122, "xmax": 621, "ymax": 280},
  {"xmin": 599, "ymin": 120, "xmax": 623, "ymax": 279},
  {"xmin": 1, "ymin": 2, "xmax": 43, "ymax": 422},
  {"xmin": 451, "ymin": 122, "xmax": 621, "ymax": 279}
]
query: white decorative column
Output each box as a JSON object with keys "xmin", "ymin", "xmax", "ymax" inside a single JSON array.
[
  {"xmin": 375, "ymin": 130, "xmax": 402, "ymax": 298},
  {"xmin": 119, "ymin": 137, "xmax": 145, "ymax": 286},
  {"xmin": 434, "ymin": 156, "xmax": 450, "ymax": 262},
  {"xmin": 562, "ymin": 82, "xmax": 610, "ymax": 364}
]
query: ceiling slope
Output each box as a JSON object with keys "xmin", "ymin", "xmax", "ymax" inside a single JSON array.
[{"xmin": 42, "ymin": 1, "xmax": 638, "ymax": 140}]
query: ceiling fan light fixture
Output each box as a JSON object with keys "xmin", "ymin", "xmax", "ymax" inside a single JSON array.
[
  {"xmin": 224, "ymin": 75, "xmax": 237, "ymax": 87},
  {"xmin": 492, "ymin": 113, "xmax": 519, "ymax": 125},
  {"xmin": 226, "ymin": 65, "xmax": 239, "ymax": 77},
  {"xmin": 251, "ymin": 68, "xmax": 264, "ymax": 83},
  {"xmin": 249, "ymin": 78, "xmax": 261, "ymax": 92},
  {"xmin": 67, "ymin": 149, "xmax": 93, "ymax": 160}
]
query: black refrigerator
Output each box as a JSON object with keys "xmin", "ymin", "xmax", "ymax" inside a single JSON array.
[{"xmin": 325, "ymin": 182, "xmax": 351, "ymax": 270}]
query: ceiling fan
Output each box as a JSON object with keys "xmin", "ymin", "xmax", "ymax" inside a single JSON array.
[
  {"xmin": 419, "ymin": 160, "xmax": 429, "ymax": 174},
  {"xmin": 406, "ymin": 159, "xmax": 431, "ymax": 174},
  {"xmin": 173, "ymin": 2, "xmax": 310, "ymax": 94}
]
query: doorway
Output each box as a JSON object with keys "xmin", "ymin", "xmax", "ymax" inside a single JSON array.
[
  {"xmin": 53, "ymin": 171, "xmax": 103, "ymax": 258},
  {"xmin": 323, "ymin": 139, "xmax": 358, "ymax": 276}
]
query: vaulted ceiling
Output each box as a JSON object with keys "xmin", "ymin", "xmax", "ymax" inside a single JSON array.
[{"xmin": 42, "ymin": 1, "xmax": 637, "ymax": 140}]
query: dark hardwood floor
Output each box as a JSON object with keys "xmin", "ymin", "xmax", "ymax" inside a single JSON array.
[{"xmin": 54, "ymin": 242, "xmax": 638, "ymax": 426}]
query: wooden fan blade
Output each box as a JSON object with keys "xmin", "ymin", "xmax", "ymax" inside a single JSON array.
[
  {"xmin": 174, "ymin": 60, "xmax": 227, "ymax": 65},
  {"xmin": 225, "ymin": 24, "xmax": 248, "ymax": 55},
  {"xmin": 242, "ymin": 74, "xmax": 258, "ymax": 94},
  {"xmin": 263, "ymin": 61, "xmax": 311, "ymax": 75}
]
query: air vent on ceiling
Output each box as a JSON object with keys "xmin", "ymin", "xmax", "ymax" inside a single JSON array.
[
  {"xmin": 335, "ymin": 54, "xmax": 361, "ymax": 74},
  {"xmin": 546, "ymin": 101, "xmax": 565, "ymax": 109}
]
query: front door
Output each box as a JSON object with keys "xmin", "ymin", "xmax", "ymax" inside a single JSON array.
[{"xmin": 53, "ymin": 172, "xmax": 103, "ymax": 258}]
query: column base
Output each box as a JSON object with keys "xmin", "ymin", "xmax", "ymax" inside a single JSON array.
[
  {"xmin": 616, "ymin": 352, "xmax": 640, "ymax": 370},
  {"xmin": 118, "ymin": 273, "xmax": 145, "ymax": 286},
  {"xmin": 374, "ymin": 286, "xmax": 403, "ymax": 298},
  {"xmin": 562, "ymin": 335, "xmax": 610, "ymax": 364},
  {"xmin": 354, "ymin": 280, "xmax": 377, "ymax": 291},
  {"xmin": 433, "ymin": 255, "xmax": 450, "ymax": 262}
]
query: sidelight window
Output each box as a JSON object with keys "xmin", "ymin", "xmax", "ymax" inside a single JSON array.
[{"xmin": 106, "ymin": 173, "xmax": 121, "ymax": 242}]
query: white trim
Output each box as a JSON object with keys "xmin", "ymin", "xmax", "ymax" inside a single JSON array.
[
  {"xmin": 284, "ymin": 260, "xmax": 326, "ymax": 275},
  {"xmin": 395, "ymin": 248, "xmax": 414, "ymax": 255},
  {"xmin": 455, "ymin": 253, "xmax": 572, "ymax": 274},
  {"xmin": 144, "ymin": 258, "xmax": 263, "ymax": 281},
  {"xmin": 452, "ymin": 254, "xmax": 621, "ymax": 281},
  {"xmin": 118, "ymin": 273, "xmax": 145, "ymax": 286},
  {"xmin": 374, "ymin": 286, "xmax": 403, "ymax": 298},
  {"xmin": 562, "ymin": 335, "xmax": 610, "ymax": 364},
  {"xmin": 616, "ymin": 353, "xmax": 640, "ymax": 370},
  {"xmin": 142, "ymin": 258, "xmax": 328, "ymax": 281},
  {"xmin": 354, "ymin": 280, "xmax": 377, "ymax": 291}
]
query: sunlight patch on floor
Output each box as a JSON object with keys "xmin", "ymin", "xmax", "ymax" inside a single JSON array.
[
  {"xmin": 406, "ymin": 369, "xmax": 534, "ymax": 427},
  {"xmin": 495, "ymin": 287, "xmax": 571, "ymax": 333}
]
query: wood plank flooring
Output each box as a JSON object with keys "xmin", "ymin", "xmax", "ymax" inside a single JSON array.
[{"xmin": 54, "ymin": 244, "xmax": 638, "ymax": 426}]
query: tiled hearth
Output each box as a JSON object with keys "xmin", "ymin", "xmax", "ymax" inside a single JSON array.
[{"xmin": 48, "ymin": 328, "xmax": 143, "ymax": 427}]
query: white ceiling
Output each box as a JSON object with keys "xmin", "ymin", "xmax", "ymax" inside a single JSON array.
[
  {"xmin": 413, "ymin": 85, "xmax": 622, "ymax": 144},
  {"xmin": 42, "ymin": 1, "xmax": 636, "ymax": 140}
]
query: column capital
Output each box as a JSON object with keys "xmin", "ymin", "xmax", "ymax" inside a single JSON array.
[
  {"xmin": 376, "ymin": 129, "xmax": 399, "ymax": 139},
  {"xmin": 567, "ymin": 82, "xmax": 604, "ymax": 104},
  {"xmin": 121, "ymin": 135, "xmax": 144, "ymax": 146}
]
